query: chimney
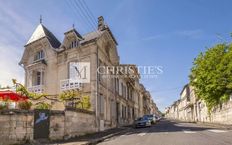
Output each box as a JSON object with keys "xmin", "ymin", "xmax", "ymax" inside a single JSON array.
[{"xmin": 98, "ymin": 16, "xmax": 105, "ymax": 30}]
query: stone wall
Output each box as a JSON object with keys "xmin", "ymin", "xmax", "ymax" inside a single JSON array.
[
  {"xmin": 49, "ymin": 111, "xmax": 65, "ymax": 140},
  {"xmin": 209, "ymin": 101, "xmax": 232, "ymax": 125},
  {"xmin": 0, "ymin": 110, "xmax": 34, "ymax": 145},
  {"xmin": 63, "ymin": 108, "xmax": 96, "ymax": 139},
  {"xmin": 167, "ymin": 100, "xmax": 232, "ymax": 125},
  {"xmin": 0, "ymin": 109, "xmax": 96, "ymax": 145}
]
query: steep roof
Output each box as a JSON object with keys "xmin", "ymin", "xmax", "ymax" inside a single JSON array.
[
  {"xmin": 64, "ymin": 28, "xmax": 84, "ymax": 40},
  {"xmin": 79, "ymin": 30, "xmax": 101, "ymax": 44},
  {"xmin": 25, "ymin": 24, "xmax": 61, "ymax": 48}
]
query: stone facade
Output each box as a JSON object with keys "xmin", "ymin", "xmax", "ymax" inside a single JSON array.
[
  {"xmin": 166, "ymin": 84, "xmax": 232, "ymax": 125},
  {"xmin": 19, "ymin": 16, "xmax": 160, "ymax": 131}
]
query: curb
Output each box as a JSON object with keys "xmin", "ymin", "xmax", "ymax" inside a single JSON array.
[{"xmin": 83, "ymin": 128, "xmax": 130, "ymax": 145}]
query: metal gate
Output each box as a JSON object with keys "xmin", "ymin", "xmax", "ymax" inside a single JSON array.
[{"xmin": 34, "ymin": 109, "xmax": 50, "ymax": 139}]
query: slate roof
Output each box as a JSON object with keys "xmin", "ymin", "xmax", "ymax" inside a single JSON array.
[
  {"xmin": 80, "ymin": 30, "xmax": 103, "ymax": 44},
  {"xmin": 64, "ymin": 28, "xmax": 84, "ymax": 40},
  {"xmin": 26, "ymin": 24, "xmax": 61, "ymax": 48}
]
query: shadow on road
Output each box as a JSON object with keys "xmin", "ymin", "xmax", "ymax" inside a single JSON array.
[
  {"xmin": 41, "ymin": 119, "xmax": 217, "ymax": 145},
  {"xmin": 113, "ymin": 119, "xmax": 216, "ymax": 137}
]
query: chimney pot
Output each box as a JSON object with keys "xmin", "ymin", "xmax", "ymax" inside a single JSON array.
[{"xmin": 98, "ymin": 16, "xmax": 105, "ymax": 30}]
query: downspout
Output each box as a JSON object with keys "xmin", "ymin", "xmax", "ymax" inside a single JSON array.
[{"xmin": 96, "ymin": 42, "xmax": 100, "ymax": 132}]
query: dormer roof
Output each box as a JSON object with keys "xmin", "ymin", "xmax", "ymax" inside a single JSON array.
[{"xmin": 64, "ymin": 28, "xmax": 84, "ymax": 40}]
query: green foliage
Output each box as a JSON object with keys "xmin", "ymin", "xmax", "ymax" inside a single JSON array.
[
  {"xmin": 35, "ymin": 102, "xmax": 51, "ymax": 110},
  {"xmin": 12, "ymin": 79, "xmax": 52, "ymax": 109},
  {"xmin": 59, "ymin": 90, "xmax": 81, "ymax": 101},
  {"xmin": 13, "ymin": 79, "xmax": 46, "ymax": 100},
  {"xmin": 18, "ymin": 101, "xmax": 32, "ymax": 110},
  {"xmin": 59, "ymin": 90, "xmax": 91, "ymax": 110},
  {"xmin": 0, "ymin": 103, "xmax": 7, "ymax": 110},
  {"xmin": 76, "ymin": 95, "xmax": 91, "ymax": 110},
  {"xmin": 12, "ymin": 79, "xmax": 91, "ymax": 110},
  {"xmin": 190, "ymin": 43, "xmax": 232, "ymax": 112}
]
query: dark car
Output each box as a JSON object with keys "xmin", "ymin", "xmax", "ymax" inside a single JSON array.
[
  {"xmin": 143, "ymin": 114, "xmax": 156, "ymax": 124},
  {"xmin": 134, "ymin": 117, "xmax": 151, "ymax": 128}
]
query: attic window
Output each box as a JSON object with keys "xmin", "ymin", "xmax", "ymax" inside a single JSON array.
[
  {"xmin": 70, "ymin": 40, "xmax": 78, "ymax": 49},
  {"xmin": 34, "ymin": 50, "xmax": 45, "ymax": 61}
]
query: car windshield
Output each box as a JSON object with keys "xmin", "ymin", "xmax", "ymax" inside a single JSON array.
[
  {"xmin": 144, "ymin": 115, "xmax": 153, "ymax": 118},
  {"xmin": 136, "ymin": 117, "xmax": 144, "ymax": 121}
]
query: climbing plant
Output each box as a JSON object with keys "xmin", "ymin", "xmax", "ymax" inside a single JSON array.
[
  {"xmin": 12, "ymin": 79, "xmax": 52, "ymax": 109},
  {"xmin": 12, "ymin": 79, "xmax": 91, "ymax": 110},
  {"xmin": 12, "ymin": 79, "xmax": 47, "ymax": 100},
  {"xmin": 59, "ymin": 90, "xmax": 91, "ymax": 110}
]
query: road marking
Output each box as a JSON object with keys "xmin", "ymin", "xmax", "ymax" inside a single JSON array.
[
  {"xmin": 138, "ymin": 133, "xmax": 146, "ymax": 136},
  {"xmin": 207, "ymin": 129, "xmax": 228, "ymax": 133},
  {"xmin": 182, "ymin": 130, "xmax": 196, "ymax": 133}
]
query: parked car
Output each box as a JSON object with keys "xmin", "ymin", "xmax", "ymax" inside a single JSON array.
[
  {"xmin": 155, "ymin": 116, "xmax": 161, "ymax": 122},
  {"xmin": 143, "ymin": 114, "xmax": 156, "ymax": 124},
  {"xmin": 134, "ymin": 117, "xmax": 152, "ymax": 128}
]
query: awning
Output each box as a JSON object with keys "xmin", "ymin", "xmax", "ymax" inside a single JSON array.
[{"xmin": 0, "ymin": 91, "xmax": 28, "ymax": 102}]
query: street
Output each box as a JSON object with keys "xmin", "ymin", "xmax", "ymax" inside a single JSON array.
[{"xmin": 98, "ymin": 119, "xmax": 232, "ymax": 145}]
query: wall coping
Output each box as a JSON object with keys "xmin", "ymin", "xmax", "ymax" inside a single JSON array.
[
  {"xmin": 0, "ymin": 109, "xmax": 34, "ymax": 115},
  {"xmin": 65, "ymin": 107, "xmax": 95, "ymax": 115},
  {"xmin": 0, "ymin": 109, "xmax": 65, "ymax": 115},
  {"xmin": 0, "ymin": 108, "xmax": 94, "ymax": 115}
]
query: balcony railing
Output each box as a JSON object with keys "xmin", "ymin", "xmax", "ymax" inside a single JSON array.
[
  {"xmin": 28, "ymin": 85, "xmax": 44, "ymax": 93},
  {"xmin": 60, "ymin": 79, "xmax": 82, "ymax": 91}
]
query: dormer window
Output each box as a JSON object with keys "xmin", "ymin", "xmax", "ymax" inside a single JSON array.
[
  {"xmin": 70, "ymin": 40, "xmax": 78, "ymax": 49},
  {"xmin": 34, "ymin": 50, "xmax": 45, "ymax": 61}
]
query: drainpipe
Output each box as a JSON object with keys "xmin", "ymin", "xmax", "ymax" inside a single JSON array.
[{"xmin": 96, "ymin": 44, "xmax": 100, "ymax": 132}]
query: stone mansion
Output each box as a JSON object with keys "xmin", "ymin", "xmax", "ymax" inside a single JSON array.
[{"xmin": 19, "ymin": 16, "xmax": 160, "ymax": 129}]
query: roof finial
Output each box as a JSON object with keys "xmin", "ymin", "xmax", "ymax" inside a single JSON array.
[
  {"xmin": 72, "ymin": 23, "xmax": 75, "ymax": 29},
  {"xmin": 40, "ymin": 15, "xmax": 42, "ymax": 24}
]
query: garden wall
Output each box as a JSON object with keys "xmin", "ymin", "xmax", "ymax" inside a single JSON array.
[
  {"xmin": 0, "ymin": 110, "xmax": 34, "ymax": 145},
  {"xmin": 209, "ymin": 101, "xmax": 232, "ymax": 125},
  {"xmin": 0, "ymin": 109, "xmax": 96, "ymax": 145}
]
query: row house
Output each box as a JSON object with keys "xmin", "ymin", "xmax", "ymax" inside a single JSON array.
[
  {"xmin": 165, "ymin": 84, "xmax": 210, "ymax": 123},
  {"xmin": 19, "ymin": 16, "xmax": 159, "ymax": 130}
]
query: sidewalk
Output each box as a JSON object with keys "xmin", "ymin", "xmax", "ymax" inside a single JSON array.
[
  {"xmin": 167, "ymin": 118, "xmax": 232, "ymax": 130},
  {"xmin": 29, "ymin": 127, "xmax": 130, "ymax": 145},
  {"xmin": 196, "ymin": 122, "xmax": 232, "ymax": 130}
]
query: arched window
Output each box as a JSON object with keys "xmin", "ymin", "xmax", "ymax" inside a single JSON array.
[{"xmin": 34, "ymin": 50, "xmax": 45, "ymax": 61}]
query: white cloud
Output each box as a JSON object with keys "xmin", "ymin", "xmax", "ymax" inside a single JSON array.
[
  {"xmin": 0, "ymin": 44, "xmax": 24, "ymax": 86},
  {"xmin": 0, "ymin": 3, "xmax": 33, "ymax": 86}
]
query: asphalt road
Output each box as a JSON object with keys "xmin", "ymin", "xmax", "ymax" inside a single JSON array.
[{"xmin": 98, "ymin": 119, "xmax": 232, "ymax": 145}]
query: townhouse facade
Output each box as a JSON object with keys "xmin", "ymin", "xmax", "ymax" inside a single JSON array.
[
  {"xmin": 19, "ymin": 16, "xmax": 160, "ymax": 130},
  {"xmin": 166, "ymin": 84, "xmax": 232, "ymax": 125}
]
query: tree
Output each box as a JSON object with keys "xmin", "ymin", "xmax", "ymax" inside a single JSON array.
[{"xmin": 190, "ymin": 43, "xmax": 232, "ymax": 112}]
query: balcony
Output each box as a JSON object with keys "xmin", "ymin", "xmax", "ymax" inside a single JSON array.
[
  {"xmin": 60, "ymin": 79, "xmax": 82, "ymax": 91},
  {"xmin": 28, "ymin": 85, "xmax": 44, "ymax": 93}
]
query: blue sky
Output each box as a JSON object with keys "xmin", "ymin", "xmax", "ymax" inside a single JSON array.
[{"xmin": 0, "ymin": 0, "xmax": 232, "ymax": 112}]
